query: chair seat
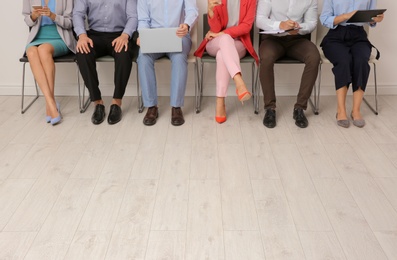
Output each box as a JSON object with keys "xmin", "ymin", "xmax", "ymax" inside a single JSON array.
[
  {"xmin": 95, "ymin": 55, "xmax": 114, "ymax": 62},
  {"xmin": 20, "ymin": 52, "xmax": 76, "ymax": 63},
  {"xmin": 275, "ymin": 56, "xmax": 303, "ymax": 64}
]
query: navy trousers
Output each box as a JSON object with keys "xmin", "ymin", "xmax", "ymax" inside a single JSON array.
[{"xmin": 321, "ymin": 25, "xmax": 371, "ymax": 92}]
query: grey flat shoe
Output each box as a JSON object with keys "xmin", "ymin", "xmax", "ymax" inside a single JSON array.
[
  {"xmin": 336, "ymin": 113, "xmax": 350, "ymax": 128},
  {"xmin": 351, "ymin": 112, "xmax": 365, "ymax": 128}
]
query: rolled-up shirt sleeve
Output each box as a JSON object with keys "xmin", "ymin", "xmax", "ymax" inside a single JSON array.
[{"xmin": 320, "ymin": 0, "xmax": 337, "ymax": 29}]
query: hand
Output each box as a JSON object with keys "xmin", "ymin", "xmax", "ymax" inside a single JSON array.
[
  {"xmin": 40, "ymin": 6, "xmax": 51, "ymax": 17},
  {"xmin": 287, "ymin": 29, "xmax": 300, "ymax": 35},
  {"xmin": 371, "ymin": 13, "xmax": 384, "ymax": 23},
  {"xmin": 205, "ymin": 30, "xmax": 224, "ymax": 41},
  {"xmin": 176, "ymin": 24, "xmax": 189, "ymax": 38},
  {"xmin": 112, "ymin": 33, "xmax": 129, "ymax": 53},
  {"xmin": 76, "ymin": 34, "xmax": 94, "ymax": 54},
  {"xmin": 344, "ymin": 10, "xmax": 357, "ymax": 21},
  {"xmin": 31, "ymin": 7, "xmax": 41, "ymax": 21},
  {"xmin": 136, "ymin": 37, "xmax": 140, "ymax": 46},
  {"xmin": 280, "ymin": 19, "xmax": 300, "ymax": 30},
  {"xmin": 208, "ymin": 0, "xmax": 220, "ymax": 18},
  {"xmin": 208, "ymin": 0, "xmax": 220, "ymax": 12}
]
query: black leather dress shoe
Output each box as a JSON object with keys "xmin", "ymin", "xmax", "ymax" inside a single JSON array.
[
  {"xmin": 143, "ymin": 106, "xmax": 158, "ymax": 126},
  {"xmin": 293, "ymin": 108, "xmax": 308, "ymax": 128},
  {"xmin": 171, "ymin": 107, "xmax": 185, "ymax": 126},
  {"xmin": 91, "ymin": 104, "xmax": 106, "ymax": 125},
  {"xmin": 263, "ymin": 108, "xmax": 276, "ymax": 128},
  {"xmin": 108, "ymin": 104, "xmax": 122, "ymax": 125}
]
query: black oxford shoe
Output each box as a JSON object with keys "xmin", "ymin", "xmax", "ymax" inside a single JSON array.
[
  {"xmin": 108, "ymin": 104, "xmax": 122, "ymax": 125},
  {"xmin": 293, "ymin": 108, "xmax": 308, "ymax": 128},
  {"xmin": 263, "ymin": 108, "xmax": 276, "ymax": 128},
  {"xmin": 91, "ymin": 104, "xmax": 106, "ymax": 125}
]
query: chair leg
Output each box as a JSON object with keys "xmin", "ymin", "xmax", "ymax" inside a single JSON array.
[
  {"xmin": 196, "ymin": 60, "xmax": 204, "ymax": 114},
  {"xmin": 76, "ymin": 63, "xmax": 91, "ymax": 113},
  {"xmin": 135, "ymin": 64, "xmax": 144, "ymax": 113},
  {"xmin": 253, "ymin": 64, "xmax": 260, "ymax": 114},
  {"xmin": 363, "ymin": 63, "xmax": 378, "ymax": 115},
  {"xmin": 194, "ymin": 58, "xmax": 200, "ymax": 114},
  {"xmin": 21, "ymin": 62, "xmax": 40, "ymax": 114},
  {"xmin": 309, "ymin": 63, "xmax": 321, "ymax": 115},
  {"xmin": 253, "ymin": 63, "xmax": 259, "ymax": 114}
]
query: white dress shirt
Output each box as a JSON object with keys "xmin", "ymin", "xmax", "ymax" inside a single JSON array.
[{"xmin": 256, "ymin": 0, "xmax": 318, "ymax": 35}]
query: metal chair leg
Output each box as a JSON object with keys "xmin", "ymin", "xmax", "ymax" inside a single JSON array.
[
  {"xmin": 76, "ymin": 63, "xmax": 91, "ymax": 113},
  {"xmin": 309, "ymin": 63, "xmax": 321, "ymax": 115},
  {"xmin": 253, "ymin": 64, "xmax": 259, "ymax": 114},
  {"xmin": 136, "ymin": 64, "xmax": 144, "ymax": 113},
  {"xmin": 363, "ymin": 63, "xmax": 378, "ymax": 115},
  {"xmin": 194, "ymin": 58, "xmax": 200, "ymax": 114},
  {"xmin": 196, "ymin": 60, "xmax": 204, "ymax": 114},
  {"xmin": 21, "ymin": 62, "xmax": 40, "ymax": 114}
]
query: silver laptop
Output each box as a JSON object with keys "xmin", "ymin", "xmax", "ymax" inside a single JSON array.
[{"xmin": 139, "ymin": 27, "xmax": 182, "ymax": 54}]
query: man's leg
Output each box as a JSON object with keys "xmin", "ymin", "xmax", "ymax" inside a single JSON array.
[
  {"xmin": 285, "ymin": 38, "xmax": 320, "ymax": 110},
  {"xmin": 75, "ymin": 31, "xmax": 108, "ymax": 103},
  {"xmin": 167, "ymin": 35, "xmax": 191, "ymax": 108},
  {"xmin": 167, "ymin": 35, "xmax": 191, "ymax": 126},
  {"xmin": 76, "ymin": 31, "xmax": 109, "ymax": 124},
  {"xmin": 137, "ymin": 51, "xmax": 163, "ymax": 107},
  {"xmin": 258, "ymin": 36, "xmax": 285, "ymax": 109},
  {"xmin": 112, "ymin": 36, "xmax": 135, "ymax": 105},
  {"xmin": 138, "ymin": 51, "xmax": 164, "ymax": 126}
]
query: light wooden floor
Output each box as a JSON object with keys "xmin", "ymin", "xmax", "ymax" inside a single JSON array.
[{"xmin": 1, "ymin": 94, "xmax": 397, "ymax": 260}]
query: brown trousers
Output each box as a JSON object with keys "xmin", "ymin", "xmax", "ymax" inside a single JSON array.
[{"xmin": 259, "ymin": 34, "xmax": 320, "ymax": 110}]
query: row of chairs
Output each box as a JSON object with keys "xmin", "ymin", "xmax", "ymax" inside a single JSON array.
[{"xmin": 20, "ymin": 15, "xmax": 379, "ymax": 116}]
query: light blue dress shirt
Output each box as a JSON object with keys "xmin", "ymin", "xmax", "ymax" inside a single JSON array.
[
  {"xmin": 137, "ymin": 0, "xmax": 198, "ymax": 30},
  {"xmin": 73, "ymin": 0, "xmax": 138, "ymax": 37},
  {"xmin": 320, "ymin": 0, "xmax": 377, "ymax": 29},
  {"xmin": 41, "ymin": 0, "xmax": 55, "ymax": 26}
]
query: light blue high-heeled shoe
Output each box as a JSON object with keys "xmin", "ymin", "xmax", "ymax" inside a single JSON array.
[
  {"xmin": 46, "ymin": 102, "xmax": 60, "ymax": 123},
  {"xmin": 50, "ymin": 102, "xmax": 62, "ymax": 125}
]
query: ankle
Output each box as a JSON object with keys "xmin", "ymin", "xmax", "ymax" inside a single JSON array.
[{"xmin": 112, "ymin": 99, "xmax": 122, "ymax": 106}]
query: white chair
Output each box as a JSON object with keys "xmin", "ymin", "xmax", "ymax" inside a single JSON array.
[{"xmin": 316, "ymin": 24, "xmax": 379, "ymax": 114}]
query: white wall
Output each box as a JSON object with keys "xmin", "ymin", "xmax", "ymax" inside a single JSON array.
[{"xmin": 0, "ymin": 0, "xmax": 395, "ymax": 97}]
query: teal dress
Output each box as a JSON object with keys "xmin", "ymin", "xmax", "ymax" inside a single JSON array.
[{"xmin": 26, "ymin": 0, "xmax": 69, "ymax": 57}]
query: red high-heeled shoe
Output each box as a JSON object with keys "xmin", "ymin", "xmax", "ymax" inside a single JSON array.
[
  {"xmin": 215, "ymin": 102, "xmax": 226, "ymax": 124},
  {"xmin": 236, "ymin": 88, "xmax": 252, "ymax": 104},
  {"xmin": 215, "ymin": 115, "xmax": 227, "ymax": 124}
]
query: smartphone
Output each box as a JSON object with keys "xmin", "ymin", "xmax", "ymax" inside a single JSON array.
[{"xmin": 32, "ymin": 5, "xmax": 42, "ymax": 9}]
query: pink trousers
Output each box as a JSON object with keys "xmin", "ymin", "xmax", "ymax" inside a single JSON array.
[{"xmin": 206, "ymin": 34, "xmax": 246, "ymax": 97}]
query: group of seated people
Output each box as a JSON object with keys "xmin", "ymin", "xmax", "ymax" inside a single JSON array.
[{"xmin": 23, "ymin": 0, "xmax": 384, "ymax": 129}]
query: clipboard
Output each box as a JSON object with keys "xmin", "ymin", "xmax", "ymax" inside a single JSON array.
[
  {"xmin": 259, "ymin": 28, "xmax": 301, "ymax": 35},
  {"xmin": 347, "ymin": 9, "xmax": 386, "ymax": 23}
]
